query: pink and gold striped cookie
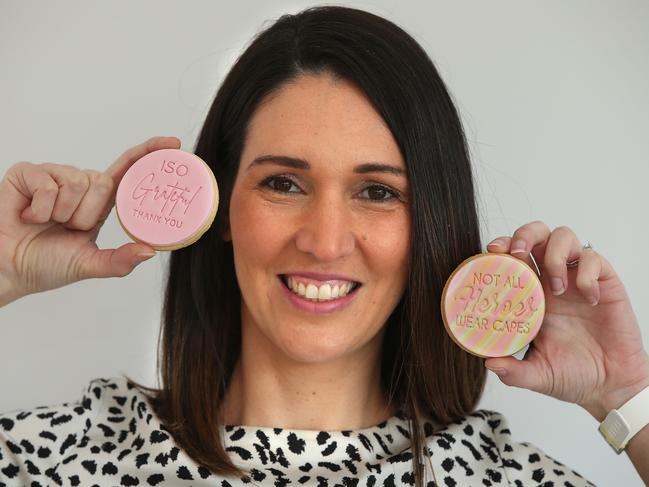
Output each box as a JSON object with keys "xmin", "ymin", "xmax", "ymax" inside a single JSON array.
[{"xmin": 441, "ymin": 252, "xmax": 545, "ymax": 358}]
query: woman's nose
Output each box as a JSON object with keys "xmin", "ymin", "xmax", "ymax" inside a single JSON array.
[{"xmin": 294, "ymin": 192, "xmax": 355, "ymax": 262}]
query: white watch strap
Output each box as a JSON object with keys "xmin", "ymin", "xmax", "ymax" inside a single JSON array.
[{"xmin": 599, "ymin": 384, "xmax": 649, "ymax": 453}]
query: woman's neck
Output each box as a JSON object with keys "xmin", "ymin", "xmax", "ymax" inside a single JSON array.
[{"xmin": 218, "ymin": 326, "xmax": 397, "ymax": 431}]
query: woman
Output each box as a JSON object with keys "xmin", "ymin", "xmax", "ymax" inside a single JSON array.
[{"xmin": 1, "ymin": 5, "xmax": 647, "ymax": 486}]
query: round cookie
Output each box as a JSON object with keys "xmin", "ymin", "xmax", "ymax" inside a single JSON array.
[
  {"xmin": 441, "ymin": 252, "xmax": 545, "ymax": 358},
  {"xmin": 115, "ymin": 148, "xmax": 219, "ymax": 250}
]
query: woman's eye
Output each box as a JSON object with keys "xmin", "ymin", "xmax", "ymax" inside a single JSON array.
[
  {"xmin": 359, "ymin": 185, "xmax": 400, "ymax": 202},
  {"xmin": 260, "ymin": 177, "xmax": 400, "ymax": 203},
  {"xmin": 261, "ymin": 176, "xmax": 301, "ymax": 194}
]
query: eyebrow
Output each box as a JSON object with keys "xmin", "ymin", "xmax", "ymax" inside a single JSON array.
[{"xmin": 247, "ymin": 155, "xmax": 405, "ymax": 176}]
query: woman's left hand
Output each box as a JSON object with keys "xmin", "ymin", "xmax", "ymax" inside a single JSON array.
[{"xmin": 484, "ymin": 220, "xmax": 649, "ymax": 421}]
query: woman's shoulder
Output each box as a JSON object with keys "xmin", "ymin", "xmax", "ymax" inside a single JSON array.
[
  {"xmin": 0, "ymin": 376, "xmax": 150, "ymax": 427},
  {"xmin": 425, "ymin": 408, "xmax": 596, "ymax": 486},
  {"xmin": 0, "ymin": 376, "xmax": 159, "ymax": 486}
]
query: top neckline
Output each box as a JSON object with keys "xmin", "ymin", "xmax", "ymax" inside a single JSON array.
[{"xmin": 219, "ymin": 408, "xmax": 412, "ymax": 437}]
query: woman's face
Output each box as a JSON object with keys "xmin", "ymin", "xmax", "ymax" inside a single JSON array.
[{"xmin": 228, "ymin": 73, "xmax": 411, "ymax": 364}]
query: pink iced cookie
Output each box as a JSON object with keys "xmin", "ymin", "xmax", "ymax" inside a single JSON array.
[
  {"xmin": 115, "ymin": 148, "xmax": 219, "ymax": 250},
  {"xmin": 441, "ymin": 252, "xmax": 545, "ymax": 358}
]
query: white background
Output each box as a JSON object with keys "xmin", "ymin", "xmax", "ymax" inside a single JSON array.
[{"xmin": 1, "ymin": 1, "xmax": 648, "ymax": 485}]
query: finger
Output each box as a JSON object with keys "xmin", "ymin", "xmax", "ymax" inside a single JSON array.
[
  {"xmin": 508, "ymin": 220, "xmax": 551, "ymax": 267},
  {"xmin": 78, "ymin": 242, "xmax": 157, "ymax": 280},
  {"xmin": 104, "ymin": 136, "xmax": 181, "ymax": 186},
  {"xmin": 39, "ymin": 163, "xmax": 92, "ymax": 224},
  {"xmin": 590, "ymin": 253, "xmax": 622, "ymax": 300},
  {"xmin": 485, "ymin": 236, "xmax": 511, "ymax": 252},
  {"xmin": 574, "ymin": 248, "xmax": 602, "ymax": 305},
  {"xmin": 14, "ymin": 163, "xmax": 60, "ymax": 224},
  {"xmin": 65, "ymin": 170, "xmax": 116, "ymax": 231},
  {"xmin": 98, "ymin": 137, "xmax": 181, "ymax": 229},
  {"xmin": 484, "ymin": 355, "xmax": 550, "ymax": 394},
  {"xmin": 487, "ymin": 237, "xmax": 540, "ymax": 275},
  {"xmin": 543, "ymin": 226, "xmax": 583, "ymax": 296},
  {"xmin": 486, "ymin": 223, "xmax": 551, "ymax": 273}
]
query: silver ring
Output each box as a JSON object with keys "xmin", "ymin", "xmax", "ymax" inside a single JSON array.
[{"xmin": 566, "ymin": 241, "xmax": 594, "ymax": 269}]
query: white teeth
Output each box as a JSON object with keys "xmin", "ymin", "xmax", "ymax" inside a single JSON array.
[
  {"xmin": 318, "ymin": 284, "xmax": 332, "ymax": 300},
  {"xmin": 285, "ymin": 276, "xmax": 357, "ymax": 302},
  {"xmin": 305, "ymin": 284, "xmax": 318, "ymax": 299}
]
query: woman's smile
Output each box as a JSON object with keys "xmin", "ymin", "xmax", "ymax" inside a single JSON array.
[
  {"xmin": 277, "ymin": 273, "xmax": 363, "ymax": 314},
  {"xmin": 283, "ymin": 274, "xmax": 360, "ymax": 300}
]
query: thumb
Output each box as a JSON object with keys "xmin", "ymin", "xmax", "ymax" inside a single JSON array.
[
  {"xmin": 78, "ymin": 243, "xmax": 157, "ymax": 279},
  {"xmin": 484, "ymin": 355, "xmax": 550, "ymax": 394}
]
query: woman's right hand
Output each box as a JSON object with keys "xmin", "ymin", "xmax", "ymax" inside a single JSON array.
[{"xmin": 0, "ymin": 136, "xmax": 181, "ymax": 305}]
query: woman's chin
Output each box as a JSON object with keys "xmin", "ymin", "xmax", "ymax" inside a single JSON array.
[
  {"xmin": 275, "ymin": 327, "xmax": 360, "ymax": 364},
  {"xmin": 269, "ymin": 321, "xmax": 382, "ymax": 366}
]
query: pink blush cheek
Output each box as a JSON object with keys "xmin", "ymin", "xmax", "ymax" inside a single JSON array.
[
  {"xmin": 229, "ymin": 198, "xmax": 290, "ymax": 290},
  {"xmin": 361, "ymin": 217, "xmax": 410, "ymax": 273},
  {"xmin": 232, "ymin": 202, "xmax": 289, "ymax": 254}
]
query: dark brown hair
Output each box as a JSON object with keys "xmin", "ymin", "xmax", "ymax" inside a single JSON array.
[{"xmin": 127, "ymin": 5, "xmax": 486, "ymax": 486}]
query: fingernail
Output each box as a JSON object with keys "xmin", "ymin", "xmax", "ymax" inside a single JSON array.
[
  {"xmin": 133, "ymin": 252, "xmax": 156, "ymax": 266},
  {"xmin": 588, "ymin": 296, "xmax": 598, "ymax": 306},
  {"xmin": 487, "ymin": 238, "xmax": 507, "ymax": 247},
  {"xmin": 510, "ymin": 239, "xmax": 527, "ymax": 254},
  {"xmin": 550, "ymin": 277, "xmax": 565, "ymax": 295},
  {"xmin": 486, "ymin": 367, "xmax": 508, "ymax": 377}
]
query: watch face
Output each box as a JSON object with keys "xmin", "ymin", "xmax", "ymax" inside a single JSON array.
[
  {"xmin": 598, "ymin": 426, "xmax": 624, "ymax": 454},
  {"xmin": 599, "ymin": 410, "xmax": 630, "ymax": 453}
]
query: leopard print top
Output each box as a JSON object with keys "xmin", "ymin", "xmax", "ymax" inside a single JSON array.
[{"xmin": 0, "ymin": 377, "xmax": 596, "ymax": 486}]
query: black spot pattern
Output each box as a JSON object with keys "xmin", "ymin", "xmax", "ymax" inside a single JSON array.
[{"xmin": 0, "ymin": 377, "xmax": 597, "ymax": 486}]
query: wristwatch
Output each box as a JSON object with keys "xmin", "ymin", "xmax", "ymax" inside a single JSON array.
[{"xmin": 598, "ymin": 384, "xmax": 649, "ymax": 453}]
